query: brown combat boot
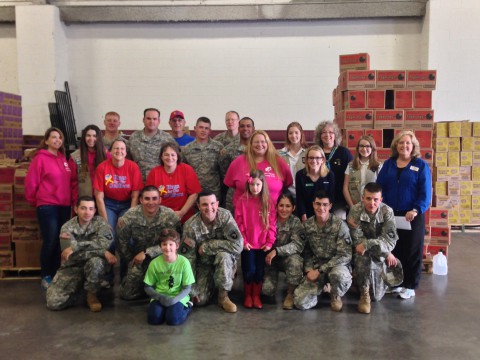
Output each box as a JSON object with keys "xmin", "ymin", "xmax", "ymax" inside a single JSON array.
[
  {"xmin": 358, "ymin": 286, "xmax": 371, "ymax": 314},
  {"xmin": 283, "ymin": 284, "xmax": 296, "ymax": 310},
  {"xmin": 218, "ymin": 289, "xmax": 237, "ymax": 313},
  {"xmin": 330, "ymin": 293, "xmax": 343, "ymax": 312},
  {"xmin": 87, "ymin": 292, "xmax": 102, "ymax": 312}
]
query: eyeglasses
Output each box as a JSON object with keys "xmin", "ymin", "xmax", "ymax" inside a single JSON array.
[
  {"xmin": 321, "ymin": 131, "xmax": 335, "ymax": 136},
  {"xmin": 358, "ymin": 145, "xmax": 372, "ymax": 149},
  {"xmin": 308, "ymin": 156, "xmax": 324, "ymax": 161}
]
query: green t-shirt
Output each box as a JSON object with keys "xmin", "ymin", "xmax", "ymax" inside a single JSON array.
[{"xmin": 144, "ymin": 254, "xmax": 195, "ymax": 306}]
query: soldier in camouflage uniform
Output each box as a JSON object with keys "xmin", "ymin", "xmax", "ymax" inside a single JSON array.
[
  {"xmin": 294, "ymin": 190, "xmax": 352, "ymax": 312},
  {"xmin": 116, "ymin": 186, "xmax": 181, "ymax": 300},
  {"xmin": 347, "ymin": 182, "xmax": 400, "ymax": 314},
  {"xmin": 180, "ymin": 191, "xmax": 243, "ymax": 313},
  {"xmin": 182, "ymin": 117, "xmax": 224, "ymax": 201},
  {"xmin": 219, "ymin": 117, "xmax": 255, "ymax": 212},
  {"xmin": 127, "ymin": 108, "xmax": 175, "ymax": 181},
  {"xmin": 263, "ymin": 192, "xmax": 305, "ymax": 310},
  {"xmin": 214, "ymin": 110, "xmax": 240, "ymax": 147},
  {"xmin": 46, "ymin": 196, "xmax": 116, "ymax": 312}
]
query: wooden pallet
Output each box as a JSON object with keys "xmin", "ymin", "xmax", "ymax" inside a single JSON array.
[
  {"xmin": 0, "ymin": 267, "xmax": 41, "ymax": 280},
  {"xmin": 422, "ymin": 258, "xmax": 433, "ymax": 274}
]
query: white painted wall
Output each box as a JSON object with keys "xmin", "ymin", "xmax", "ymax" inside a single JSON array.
[
  {"xmin": 65, "ymin": 18, "xmax": 423, "ymax": 134},
  {"xmin": 3, "ymin": 0, "xmax": 479, "ymax": 135},
  {"xmin": 0, "ymin": 24, "xmax": 18, "ymax": 94}
]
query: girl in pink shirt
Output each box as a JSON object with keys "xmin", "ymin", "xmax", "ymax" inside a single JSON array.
[{"xmin": 235, "ymin": 170, "xmax": 276, "ymax": 309}]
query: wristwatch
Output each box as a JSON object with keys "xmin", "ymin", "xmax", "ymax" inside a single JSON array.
[{"xmin": 411, "ymin": 209, "xmax": 418, "ymax": 213}]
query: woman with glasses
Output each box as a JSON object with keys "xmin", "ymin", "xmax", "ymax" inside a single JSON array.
[
  {"xmin": 315, "ymin": 121, "xmax": 352, "ymax": 219},
  {"xmin": 295, "ymin": 145, "xmax": 335, "ymax": 222},
  {"xmin": 343, "ymin": 135, "xmax": 382, "ymax": 210}
]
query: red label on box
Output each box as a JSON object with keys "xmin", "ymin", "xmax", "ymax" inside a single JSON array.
[
  {"xmin": 429, "ymin": 208, "xmax": 449, "ymax": 227},
  {"xmin": 374, "ymin": 110, "xmax": 404, "ymax": 129},
  {"xmin": 339, "ymin": 110, "xmax": 374, "ymax": 129},
  {"xmin": 414, "ymin": 90, "xmax": 432, "ymax": 109},
  {"xmin": 343, "ymin": 91, "xmax": 366, "ymax": 109},
  {"xmin": 394, "ymin": 90, "xmax": 413, "ymax": 109},
  {"xmin": 339, "ymin": 53, "xmax": 370, "ymax": 72},
  {"xmin": 414, "ymin": 130, "xmax": 433, "ymax": 148},
  {"xmin": 404, "ymin": 110, "xmax": 434, "ymax": 129},
  {"xmin": 339, "ymin": 70, "xmax": 376, "ymax": 90},
  {"xmin": 344, "ymin": 130, "xmax": 365, "ymax": 148},
  {"xmin": 376, "ymin": 148, "xmax": 391, "ymax": 161},
  {"xmin": 376, "ymin": 70, "xmax": 406, "ymax": 89},
  {"xmin": 420, "ymin": 148, "xmax": 434, "ymax": 164},
  {"xmin": 407, "ymin": 70, "xmax": 437, "ymax": 89},
  {"xmin": 367, "ymin": 90, "xmax": 386, "ymax": 109},
  {"xmin": 364, "ymin": 129, "xmax": 383, "ymax": 148}
]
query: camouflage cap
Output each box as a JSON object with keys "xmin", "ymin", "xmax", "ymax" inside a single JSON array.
[{"xmin": 381, "ymin": 258, "xmax": 404, "ymax": 287}]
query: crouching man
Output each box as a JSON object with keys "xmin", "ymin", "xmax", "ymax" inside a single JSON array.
[
  {"xmin": 347, "ymin": 182, "xmax": 401, "ymax": 314},
  {"xmin": 180, "ymin": 191, "xmax": 243, "ymax": 313},
  {"xmin": 46, "ymin": 196, "xmax": 116, "ymax": 312},
  {"xmin": 294, "ymin": 190, "xmax": 352, "ymax": 312}
]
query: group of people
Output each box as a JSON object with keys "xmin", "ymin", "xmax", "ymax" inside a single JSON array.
[{"xmin": 24, "ymin": 108, "xmax": 432, "ymax": 326}]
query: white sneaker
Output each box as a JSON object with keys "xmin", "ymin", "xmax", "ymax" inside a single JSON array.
[
  {"xmin": 399, "ymin": 289, "xmax": 415, "ymax": 299},
  {"xmin": 389, "ymin": 287, "xmax": 405, "ymax": 294}
]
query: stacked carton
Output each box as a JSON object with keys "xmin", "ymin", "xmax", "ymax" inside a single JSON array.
[
  {"xmin": 0, "ymin": 91, "xmax": 23, "ymax": 160},
  {"xmin": 0, "ymin": 161, "xmax": 41, "ymax": 269},
  {"xmin": 333, "ymin": 53, "xmax": 452, "ymax": 259},
  {"xmin": 433, "ymin": 121, "xmax": 480, "ymax": 228}
]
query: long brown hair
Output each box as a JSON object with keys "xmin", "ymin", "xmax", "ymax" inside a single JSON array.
[
  {"xmin": 285, "ymin": 122, "xmax": 308, "ymax": 149},
  {"xmin": 245, "ymin": 169, "xmax": 271, "ymax": 230},
  {"xmin": 79, "ymin": 125, "xmax": 108, "ymax": 175},
  {"xmin": 35, "ymin": 127, "xmax": 66, "ymax": 156},
  {"xmin": 352, "ymin": 135, "xmax": 381, "ymax": 172},
  {"xmin": 245, "ymin": 130, "xmax": 283, "ymax": 180},
  {"xmin": 304, "ymin": 145, "xmax": 329, "ymax": 178}
]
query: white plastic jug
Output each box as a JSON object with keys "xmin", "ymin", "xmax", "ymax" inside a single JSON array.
[{"xmin": 432, "ymin": 251, "xmax": 448, "ymax": 275}]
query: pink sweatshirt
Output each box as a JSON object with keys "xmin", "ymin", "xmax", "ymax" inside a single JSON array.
[
  {"xmin": 234, "ymin": 195, "xmax": 277, "ymax": 249},
  {"xmin": 25, "ymin": 149, "xmax": 72, "ymax": 207},
  {"xmin": 224, "ymin": 155, "xmax": 293, "ymax": 210}
]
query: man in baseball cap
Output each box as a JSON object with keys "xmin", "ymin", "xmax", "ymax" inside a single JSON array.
[{"xmin": 169, "ymin": 110, "xmax": 194, "ymax": 147}]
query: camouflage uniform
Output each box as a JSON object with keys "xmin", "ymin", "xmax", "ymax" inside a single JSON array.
[
  {"xmin": 103, "ymin": 132, "xmax": 126, "ymax": 150},
  {"xmin": 127, "ymin": 129, "xmax": 175, "ymax": 181},
  {"xmin": 347, "ymin": 201, "xmax": 399, "ymax": 301},
  {"xmin": 219, "ymin": 137, "xmax": 246, "ymax": 213},
  {"xmin": 294, "ymin": 214, "xmax": 352, "ymax": 310},
  {"xmin": 180, "ymin": 208, "xmax": 243, "ymax": 306},
  {"xmin": 46, "ymin": 216, "xmax": 113, "ymax": 310},
  {"xmin": 263, "ymin": 215, "xmax": 305, "ymax": 297},
  {"xmin": 182, "ymin": 139, "xmax": 224, "ymax": 200},
  {"xmin": 116, "ymin": 205, "xmax": 181, "ymax": 300},
  {"xmin": 214, "ymin": 132, "xmax": 239, "ymax": 148}
]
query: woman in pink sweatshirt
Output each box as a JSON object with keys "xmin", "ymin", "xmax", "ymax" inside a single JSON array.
[{"xmin": 25, "ymin": 127, "xmax": 72, "ymax": 290}]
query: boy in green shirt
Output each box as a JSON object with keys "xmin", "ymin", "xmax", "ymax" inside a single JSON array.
[{"xmin": 144, "ymin": 229, "xmax": 195, "ymax": 325}]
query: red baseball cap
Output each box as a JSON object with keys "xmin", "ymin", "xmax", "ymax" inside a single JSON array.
[{"xmin": 169, "ymin": 110, "xmax": 185, "ymax": 120}]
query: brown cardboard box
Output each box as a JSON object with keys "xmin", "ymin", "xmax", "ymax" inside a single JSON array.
[
  {"xmin": 459, "ymin": 210, "xmax": 472, "ymax": 225},
  {"xmin": 0, "ymin": 233, "xmax": 11, "ymax": 250},
  {"xmin": 460, "ymin": 181, "xmax": 473, "ymax": 196},
  {"xmin": 0, "ymin": 166, "xmax": 16, "ymax": 184},
  {"xmin": 460, "ymin": 195, "xmax": 472, "ymax": 210},
  {"xmin": 0, "ymin": 184, "xmax": 13, "ymax": 202},
  {"xmin": 337, "ymin": 110, "xmax": 374, "ymax": 129},
  {"xmin": 421, "ymin": 148, "xmax": 434, "ymax": 164},
  {"xmin": 344, "ymin": 129, "xmax": 365, "ymax": 148},
  {"xmin": 462, "ymin": 121, "xmax": 472, "ymax": 137},
  {"xmin": 339, "ymin": 70, "xmax": 376, "ymax": 91},
  {"xmin": 461, "ymin": 152, "xmax": 473, "ymax": 166},
  {"xmin": 472, "ymin": 182, "xmax": 480, "ymax": 196},
  {"xmin": 376, "ymin": 70, "xmax": 406, "ymax": 89},
  {"xmin": 0, "ymin": 202, "xmax": 13, "ymax": 218},
  {"xmin": 373, "ymin": 110, "xmax": 404, "ymax": 129},
  {"xmin": 459, "ymin": 166, "xmax": 472, "ymax": 181},
  {"xmin": 13, "ymin": 240, "xmax": 41, "ymax": 268},
  {"xmin": 448, "ymin": 122, "xmax": 462, "ymax": 138},
  {"xmin": 11, "ymin": 225, "xmax": 40, "ymax": 241},
  {"xmin": 429, "ymin": 208, "xmax": 449, "ymax": 227},
  {"xmin": 473, "ymin": 167, "xmax": 480, "ymax": 181},
  {"xmin": 413, "ymin": 90, "xmax": 432, "ymax": 109},
  {"xmin": 364, "ymin": 129, "xmax": 383, "ymax": 148},
  {"xmin": 434, "ymin": 181, "xmax": 447, "ymax": 196},
  {"xmin": 343, "ymin": 90, "xmax": 366, "ymax": 109},
  {"xmin": 429, "ymin": 226, "xmax": 451, "ymax": 246},
  {"xmin": 448, "ymin": 180, "xmax": 460, "ymax": 196},
  {"xmin": 406, "ymin": 70, "xmax": 437, "ymax": 89},
  {"xmin": 414, "ymin": 130, "xmax": 433, "ymax": 148},
  {"xmin": 424, "ymin": 245, "xmax": 448, "ymax": 258},
  {"xmin": 0, "ymin": 251, "xmax": 14, "ymax": 267},
  {"xmin": 367, "ymin": 90, "xmax": 386, "ymax": 109},
  {"xmin": 434, "ymin": 152, "xmax": 448, "ymax": 167},
  {"xmin": 472, "ymin": 195, "xmax": 480, "ymax": 210},
  {"xmin": 394, "ymin": 90, "xmax": 413, "ymax": 109},
  {"xmin": 434, "ymin": 122, "xmax": 448, "ymax": 138},
  {"xmin": 447, "ymin": 152, "xmax": 460, "ymax": 167},
  {"xmin": 339, "ymin": 53, "xmax": 370, "ymax": 72},
  {"xmin": 473, "ymin": 122, "xmax": 480, "ymax": 137},
  {"xmin": 434, "ymin": 167, "xmax": 460, "ymax": 182},
  {"xmin": 376, "ymin": 148, "xmax": 391, "ymax": 162},
  {"xmin": 448, "ymin": 138, "xmax": 461, "ymax": 152},
  {"xmin": 473, "ymin": 152, "xmax": 480, "ymax": 166}
]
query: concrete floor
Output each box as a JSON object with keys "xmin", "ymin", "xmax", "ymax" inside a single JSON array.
[{"xmin": 0, "ymin": 230, "xmax": 479, "ymax": 360}]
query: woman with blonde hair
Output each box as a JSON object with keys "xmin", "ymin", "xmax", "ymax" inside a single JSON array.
[
  {"xmin": 295, "ymin": 145, "xmax": 335, "ymax": 222},
  {"xmin": 224, "ymin": 130, "xmax": 292, "ymax": 214},
  {"xmin": 377, "ymin": 130, "xmax": 431, "ymax": 300},
  {"xmin": 343, "ymin": 135, "xmax": 382, "ymax": 209},
  {"xmin": 278, "ymin": 122, "xmax": 307, "ymax": 196}
]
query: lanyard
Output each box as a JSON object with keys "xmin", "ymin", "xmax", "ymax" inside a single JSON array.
[{"xmin": 325, "ymin": 146, "xmax": 337, "ymax": 170}]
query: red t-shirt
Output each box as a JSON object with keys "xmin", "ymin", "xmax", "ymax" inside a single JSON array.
[
  {"xmin": 94, "ymin": 159, "xmax": 144, "ymax": 201},
  {"xmin": 146, "ymin": 163, "xmax": 202, "ymax": 223}
]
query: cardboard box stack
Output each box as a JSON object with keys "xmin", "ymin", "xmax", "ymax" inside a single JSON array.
[
  {"xmin": 334, "ymin": 53, "xmax": 452, "ymax": 259},
  {"xmin": 433, "ymin": 120, "xmax": 480, "ymax": 230},
  {"xmin": 0, "ymin": 91, "xmax": 23, "ymax": 160}
]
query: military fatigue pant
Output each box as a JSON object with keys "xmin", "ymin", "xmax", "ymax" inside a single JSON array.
[
  {"xmin": 354, "ymin": 254, "xmax": 387, "ymax": 302},
  {"xmin": 294, "ymin": 265, "xmax": 352, "ymax": 310},
  {"xmin": 262, "ymin": 254, "xmax": 303, "ymax": 297},
  {"xmin": 120, "ymin": 259, "xmax": 151, "ymax": 301},
  {"xmin": 193, "ymin": 252, "xmax": 236, "ymax": 307},
  {"xmin": 46, "ymin": 257, "xmax": 109, "ymax": 310}
]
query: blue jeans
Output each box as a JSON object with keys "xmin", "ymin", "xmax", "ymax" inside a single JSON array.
[
  {"xmin": 147, "ymin": 300, "xmax": 192, "ymax": 326},
  {"xmin": 37, "ymin": 205, "xmax": 71, "ymax": 277},
  {"xmin": 241, "ymin": 249, "xmax": 267, "ymax": 283},
  {"xmin": 104, "ymin": 198, "xmax": 130, "ymax": 252}
]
